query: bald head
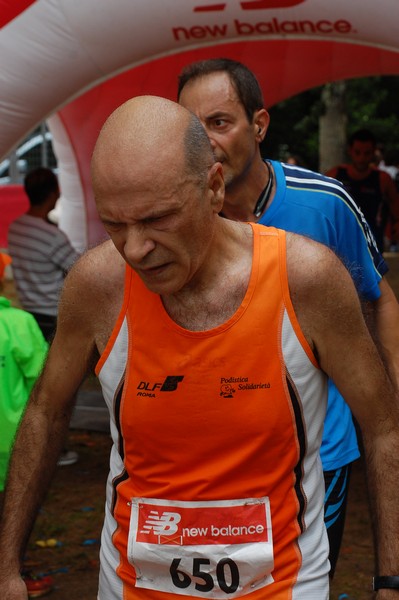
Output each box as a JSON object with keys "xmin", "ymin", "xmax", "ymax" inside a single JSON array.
[
  {"xmin": 91, "ymin": 96, "xmax": 225, "ymax": 297},
  {"xmin": 91, "ymin": 95, "xmax": 214, "ymax": 194}
]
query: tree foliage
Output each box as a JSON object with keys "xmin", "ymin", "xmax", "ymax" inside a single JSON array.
[{"xmin": 261, "ymin": 76, "xmax": 399, "ymax": 171}]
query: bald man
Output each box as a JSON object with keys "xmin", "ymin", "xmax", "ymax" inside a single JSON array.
[{"xmin": 1, "ymin": 96, "xmax": 399, "ymax": 600}]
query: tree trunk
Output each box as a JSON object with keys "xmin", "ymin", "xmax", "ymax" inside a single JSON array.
[{"xmin": 319, "ymin": 81, "xmax": 347, "ymax": 173}]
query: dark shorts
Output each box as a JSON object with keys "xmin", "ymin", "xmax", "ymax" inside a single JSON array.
[
  {"xmin": 30, "ymin": 312, "xmax": 57, "ymax": 342},
  {"xmin": 324, "ymin": 464, "xmax": 352, "ymax": 578}
]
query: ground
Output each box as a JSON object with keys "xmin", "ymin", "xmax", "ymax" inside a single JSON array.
[
  {"xmin": 22, "ymin": 430, "xmax": 111, "ymax": 599},
  {"xmin": 3, "ymin": 253, "xmax": 399, "ymax": 599}
]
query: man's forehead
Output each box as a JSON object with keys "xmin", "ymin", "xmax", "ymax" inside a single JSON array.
[
  {"xmin": 181, "ymin": 72, "xmax": 243, "ymax": 112},
  {"xmin": 96, "ymin": 181, "xmax": 188, "ymax": 222},
  {"xmin": 93, "ymin": 131, "xmax": 184, "ymax": 185},
  {"xmin": 350, "ymin": 141, "xmax": 375, "ymax": 151}
]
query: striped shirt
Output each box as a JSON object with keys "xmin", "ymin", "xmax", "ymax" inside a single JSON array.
[{"xmin": 7, "ymin": 214, "xmax": 79, "ymax": 316}]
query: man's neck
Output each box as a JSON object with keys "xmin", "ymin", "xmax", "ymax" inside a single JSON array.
[
  {"xmin": 162, "ymin": 220, "xmax": 253, "ymax": 331},
  {"xmin": 26, "ymin": 206, "xmax": 50, "ymax": 220},
  {"xmin": 222, "ymin": 159, "xmax": 274, "ymax": 222}
]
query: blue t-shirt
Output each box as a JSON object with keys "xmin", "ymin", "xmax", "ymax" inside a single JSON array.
[{"xmin": 259, "ymin": 161, "xmax": 388, "ymax": 470}]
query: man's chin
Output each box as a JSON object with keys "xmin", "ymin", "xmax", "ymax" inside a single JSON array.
[{"xmin": 138, "ymin": 272, "xmax": 183, "ymax": 296}]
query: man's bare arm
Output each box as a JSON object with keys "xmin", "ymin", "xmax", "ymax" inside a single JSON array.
[
  {"xmin": 373, "ymin": 277, "xmax": 399, "ymax": 388},
  {"xmin": 287, "ymin": 234, "xmax": 399, "ymax": 598},
  {"xmin": 0, "ymin": 241, "xmax": 124, "ymax": 599}
]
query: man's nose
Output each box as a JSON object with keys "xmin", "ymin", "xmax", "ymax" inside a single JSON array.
[
  {"xmin": 124, "ymin": 226, "xmax": 155, "ymax": 264},
  {"xmin": 199, "ymin": 121, "xmax": 217, "ymax": 149}
]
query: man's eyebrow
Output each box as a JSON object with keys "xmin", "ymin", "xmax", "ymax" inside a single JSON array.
[
  {"xmin": 100, "ymin": 218, "xmax": 123, "ymax": 227},
  {"xmin": 205, "ymin": 110, "xmax": 231, "ymax": 120},
  {"xmin": 142, "ymin": 207, "xmax": 178, "ymax": 220}
]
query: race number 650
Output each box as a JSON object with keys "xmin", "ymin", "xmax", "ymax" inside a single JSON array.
[{"xmin": 170, "ymin": 558, "xmax": 240, "ymax": 594}]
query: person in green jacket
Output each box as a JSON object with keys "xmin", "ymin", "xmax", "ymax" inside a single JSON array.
[
  {"xmin": 0, "ymin": 253, "xmax": 48, "ymax": 491},
  {"xmin": 0, "ymin": 253, "xmax": 54, "ymax": 597}
]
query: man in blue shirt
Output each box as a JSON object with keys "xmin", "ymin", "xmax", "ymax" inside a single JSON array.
[{"xmin": 178, "ymin": 58, "xmax": 399, "ymax": 577}]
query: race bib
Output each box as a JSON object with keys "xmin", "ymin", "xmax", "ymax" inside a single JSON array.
[{"xmin": 128, "ymin": 497, "xmax": 274, "ymax": 598}]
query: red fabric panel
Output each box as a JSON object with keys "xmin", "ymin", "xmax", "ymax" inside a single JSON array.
[
  {"xmin": 0, "ymin": 185, "xmax": 28, "ymax": 247},
  {"xmin": 0, "ymin": 0, "xmax": 36, "ymax": 28},
  {"xmin": 55, "ymin": 38, "xmax": 399, "ymax": 245}
]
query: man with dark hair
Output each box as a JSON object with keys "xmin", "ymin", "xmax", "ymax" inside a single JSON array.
[
  {"xmin": 8, "ymin": 167, "xmax": 80, "ymax": 342},
  {"xmin": 177, "ymin": 58, "xmax": 264, "ymax": 122},
  {"xmin": 1, "ymin": 96, "xmax": 399, "ymax": 600},
  {"xmin": 8, "ymin": 167, "xmax": 80, "ymax": 468},
  {"xmin": 177, "ymin": 58, "xmax": 399, "ymax": 577},
  {"xmin": 327, "ymin": 128, "xmax": 399, "ymax": 253},
  {"xmin": 23, "ymin": 167, "xmax": 59, "ymax": 207}
]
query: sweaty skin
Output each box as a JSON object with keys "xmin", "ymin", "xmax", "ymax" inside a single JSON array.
[
  {"xmin": 0, "ymin": 97, "xmax": 399, "ymax": 599},
  {"xmin": 179, "ymin": 71, "xmax": 271, "ymax": 222}
]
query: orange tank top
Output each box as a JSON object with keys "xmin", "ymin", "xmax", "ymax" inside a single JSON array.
[{"xmin": 96, "ymin": 224, "xmax": 329, "ymax": 600}]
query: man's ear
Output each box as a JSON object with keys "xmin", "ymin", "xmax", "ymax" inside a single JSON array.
[
  {"xmin": 253, "ymin": 108, "xmax": 270, "ymax": 142},
  {"xmin": 208, "ymin": 162, "xmax": 225, "ymax": 213}
]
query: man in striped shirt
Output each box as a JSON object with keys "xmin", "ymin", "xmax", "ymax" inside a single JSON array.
[
  {"xmin": 7, "ymin": 167, "xmax": 80, "ymax": 342},
  {"xmin": 7, "ymin": 168, "xmax": 80, "ymax": 468}
]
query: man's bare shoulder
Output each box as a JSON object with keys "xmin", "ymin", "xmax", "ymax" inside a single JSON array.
[
  {"xmin": 58, "ymin": 240, "xmax": 126, "ymax": 347},
  {"xmin": 67, "ymin": 240, "xmax": 125, "ymax": 293},
  {"xmin": 285, "ymin": 232, "xmax": 341, "ymax": 288},
  {"xmin": 285, "ymin": 232, "xmax": 361, "ymax": 346}
]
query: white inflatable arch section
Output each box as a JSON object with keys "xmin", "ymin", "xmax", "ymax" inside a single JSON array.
[{"xmin": 1, "ymin": 0, "xmax": 399, "ymax": 250}]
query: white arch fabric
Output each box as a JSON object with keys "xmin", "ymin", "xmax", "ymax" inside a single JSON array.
[{"xmin": 1, "ymin": 0, "xmax": 399, "ymax": 249}]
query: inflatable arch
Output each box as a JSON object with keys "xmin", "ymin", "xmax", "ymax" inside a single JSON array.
[{"xmin": 1, "ymin": 0, "xmax": 399, "ymax": 250}]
